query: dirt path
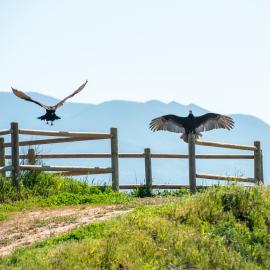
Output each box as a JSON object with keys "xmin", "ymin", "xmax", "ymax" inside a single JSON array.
[
  {"xmin": 0, "ymin": 197, "xmax": 179, "ymax": 257},
  {"xmin": 0, "ymin": 205, "xmax": 131, "ymax": 257}
]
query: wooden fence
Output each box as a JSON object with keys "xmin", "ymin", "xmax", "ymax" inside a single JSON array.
[
  {"xmin": 0, "ymin": 122, "xmax": 118, "ymax": 191},
  {"xmin": 0, "ymin": 122, "xmax": 264, "ymax": 193}
]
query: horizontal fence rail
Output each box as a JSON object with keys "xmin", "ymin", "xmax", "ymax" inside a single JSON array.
[
  {"xmin": 0, "ymin": 129, "xmax": 10, "ymax": 136},
  {"xmin": 196, "ymin": 173, "xmax": 256, "ymax": 183},
  {"xmin": 119, "ymin": 184, "xmax": 210, "ymax": 189},
  {"xmin": 196, "ymin": 140, "xmax": 257, "ymax": 151},
  {"xmin": 4, "ymin": 153, "xmax": 255, "ymax": 159},
  {"xmin": 18, "ymin": 129, "xmax": 112, "ymax": 138},
  {"xmin": 0, "ymin": 166, "xmax": 12, "ymax": 172},
  {"xmin": 0, "ymin": 122, "xmax": 264, "ymax": 193},
  {"xmin": 20, "ymin": 165, "xmax": 113, "ymax": 174},
  {"xmin": 3, "ymin": 137, "xmax": 100, "ymax": 148}
]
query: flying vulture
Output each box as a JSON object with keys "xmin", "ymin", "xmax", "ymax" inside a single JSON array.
[
  {"xmin": 11, "ymin": 80, "xmax": 88, "ymax": 125},
  {"xmin": 149, "ymin": 110, "xmax": 234, "ymax": 142}
]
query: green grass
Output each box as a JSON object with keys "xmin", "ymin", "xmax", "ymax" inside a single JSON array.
[
  {"xmin": 1, "ymin": 185, "xmax": 270, "ymax": 269},
  {"xmin": 0, "ymin": 171, "xmax": 188, "ymax": 222},
  {"xmin": 0, "ymin": 172, "xmax": 132, "ymax": 220},
  {"xmin": 130, "ymin": 184, "xmax": 190, "ymax": 198}
]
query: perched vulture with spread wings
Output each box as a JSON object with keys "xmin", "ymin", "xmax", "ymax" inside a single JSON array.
[
  {"xmin": 149, "ymin": 110, "xmax": 234, "ymax": 142},
  {"xmin": 11, "ymin": 80, "xmax": 88, "ymax": 125}
]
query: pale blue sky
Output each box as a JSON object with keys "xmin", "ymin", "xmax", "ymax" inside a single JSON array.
[{"xmin": 1, "ymin": 0, "xmax": 270, "ymax": 122}]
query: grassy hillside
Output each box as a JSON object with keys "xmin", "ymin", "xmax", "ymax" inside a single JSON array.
[{"xmin": 1, "ymin": 185, "xmax": 270, "ymax": 269}]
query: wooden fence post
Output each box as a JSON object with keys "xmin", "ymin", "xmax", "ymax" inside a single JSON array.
[
  {"xmin": 0, "ymin": 137, "xmax": 5, "ymax": 177},
  {"xmin": 254, "ymin": 141, "xmax": 262, "ymax": 184},
  {"xmin": 11, "ymin": 122, "xmax": 20, "ymax": 191},
  {"xmin": 188, "ymin": 133, "xmax": 196, "ymax": 194},
  {"xmin": 28, "ymin": 148, "xmax": 36, "ymax": 165},
  {"xmin": 110, "ymin": 128, "xmax": 119, "ymax": 191},
  {"xmin": 260, "ymin": 150, "xmax": 264, "ymax": 184},
  {"xmin": 144, "ymin": 148, "xmax": 152, "ymax": 192}
]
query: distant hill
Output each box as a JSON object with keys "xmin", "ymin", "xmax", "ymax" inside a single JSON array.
[{"xmin": 1, "ymin": 92, "xmax": 269, "ymax": 185}]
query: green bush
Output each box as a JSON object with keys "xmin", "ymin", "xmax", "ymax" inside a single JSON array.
[
  {"xmin": 0, "ymin": 176, "xmax": 23, "ymax": 202},
  {"xmin": 21, "ymin": 171, "xmax": 102, "ymax": 197},
  {"xmin": 131, "ymin": 185, "xmax": 190, "ymax": 197},
  {"xmin": 131, "ymin": 185, "xmax": 152, "ymax": 197},
  {"xmin": 0, "ymin": 172, "xmax": 131, "ymax": 216}
]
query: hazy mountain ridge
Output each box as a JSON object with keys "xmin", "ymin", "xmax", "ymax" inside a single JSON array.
[{"xmin": 1, "ymin": 92, "xmax": 269, "ymax": 184}]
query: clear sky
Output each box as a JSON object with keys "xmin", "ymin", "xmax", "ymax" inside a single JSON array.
[{"xmin": 1, "ymin": 0, "xmax": 270, "ymax": 122}]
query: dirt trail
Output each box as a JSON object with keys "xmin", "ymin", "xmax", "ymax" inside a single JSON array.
[
  {"xmin": 0, "ymin": 205, "xmax": 131, "ymax": 257},
  {"xmin": 0, "ymin": 197, "xmax": 179, "ymax": 257}
]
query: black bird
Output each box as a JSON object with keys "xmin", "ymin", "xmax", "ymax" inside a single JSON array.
[
  {"xmin": 12, "ymin": 80, "xmax": 88, "ymax": 125},
  {"xmin": 150, "ymin": 110, "xmax": 234, "ymax": 142}
]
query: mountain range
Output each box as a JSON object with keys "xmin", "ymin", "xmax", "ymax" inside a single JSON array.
[{"xmin": 1, "ymin": 92, "xmax": 269, "ymax": 185}]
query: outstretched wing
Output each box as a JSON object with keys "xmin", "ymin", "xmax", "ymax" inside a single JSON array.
[
  {"xmin": 195, "ymin": 113, "xmax": 234, "ymax": 132},
  {"xmin": 149, "ymin": 114, "xmax": 186, "ymax": 133},
  {"xmin": 11, "ymin": 87, "xmax": 49, "ymax": 110},
  {"xmin": 52, "ymin": 80, "xmax": 88, "ymax": 110}
]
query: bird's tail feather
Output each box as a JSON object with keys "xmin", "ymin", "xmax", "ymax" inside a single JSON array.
[
  {"xmin": 37, "ymin": 114, "xmax": 61, "ymax": 120},
  {"xmin": 181, "ymin": 132, "xmax": 202, "ymax": 143},
  {"xmin": 37, "ymin": 114, "xmax": 46, "ymax": 120}
]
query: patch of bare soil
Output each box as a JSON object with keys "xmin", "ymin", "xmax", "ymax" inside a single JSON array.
[
  {"xmin": 0, "ymin": 205, "xmax": 130, "ymax": 257},
  {"xmin": 0, "ymin": 196, "xmax": 180, "ymax": 257}
]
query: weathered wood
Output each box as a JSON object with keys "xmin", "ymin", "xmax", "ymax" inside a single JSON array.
[
  {"xmin": 0, "ymin": 138, "xmax": 5, "ymax": 177},
  {"xmin": 20, "ymin": 165, "xmax": 112, "ymax": 173},
  {"xmin": 254, "ymin": 141, "xmax": 262, "ymax": 184},
  {"xmin": 144, "ymin": 148, "xmax": 152, "ymax": 192},
  {"xmin": 4, "ymin": 137, "xmax": 101, "ymax": 148},
  {"xmin": 119, "ymin": 153, "xmax": 145, "ymax": 158},
  {"xmin": 120, "ymin": 184, "xmax": 206, "ymax": 189},
  {"xmin": 119, "ymin": 184, "xmax": 255, "ymax": 189},
  {"xmin": 53, "ymin": 171, "xmax": 112, "ymax": 176},
  {"xmin": 196, "ymin": 140, "xmax": 256, "ymax": 151},
  {"xmin": 11, "ymin": 122, "xmax": 20, "ymax": 191},
  {"xmin": 4, "ymin": 153, "xmax": 255, "ymax": 160},
  {"xmin": 110, "ymin": 128, "xmax": 119, "ymax": 191},
  {"xmin": 188, "ymin": 133, "xmax": 196, "ymax": 194},
  {"xmin": 0, "ymin": 129, "xmax": 10, "ymax": 136},
  {"xmin": 261, "ymin": 150, "xmax": 264, "ymax": 184},
  {"xmin": 19, "ymin": 129, "xmax": 112, "ymax": 138},
  {"xmin": 150, "ymin": 154, "xmax": 254, "ymax": 159},
  {"xmin": 53, "ymin": 172, "xmax": 94, "ymax": 176},
  {"xmin": 196, "ymin": 173, "xmax": 256, "ymax": 183},
  {"xmin": 5, "ymin": 153, "xmax": 143, "ymax": 159},
  {"xmin": 0, "ymin": 166, "xmax": 12, "ymax": 172},
  {"xmin": 28, "ymin": 148, "xmax": 36, "ymax": 165},
  {"xmin": 8, "ymin": 153, "xmax": 113, "ymax": 159}
]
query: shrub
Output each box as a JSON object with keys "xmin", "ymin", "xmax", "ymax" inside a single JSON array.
[
  {"xmin": 131, "ymin": 185, "xmax": 152, "ymax": 197},
  {"xmin": 0, "ymin": 176, "xmax": 24, "ymax": 202},
  {"xmin": 0, "ymin": 172, "xmax": 131, "ymax": 209}
]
